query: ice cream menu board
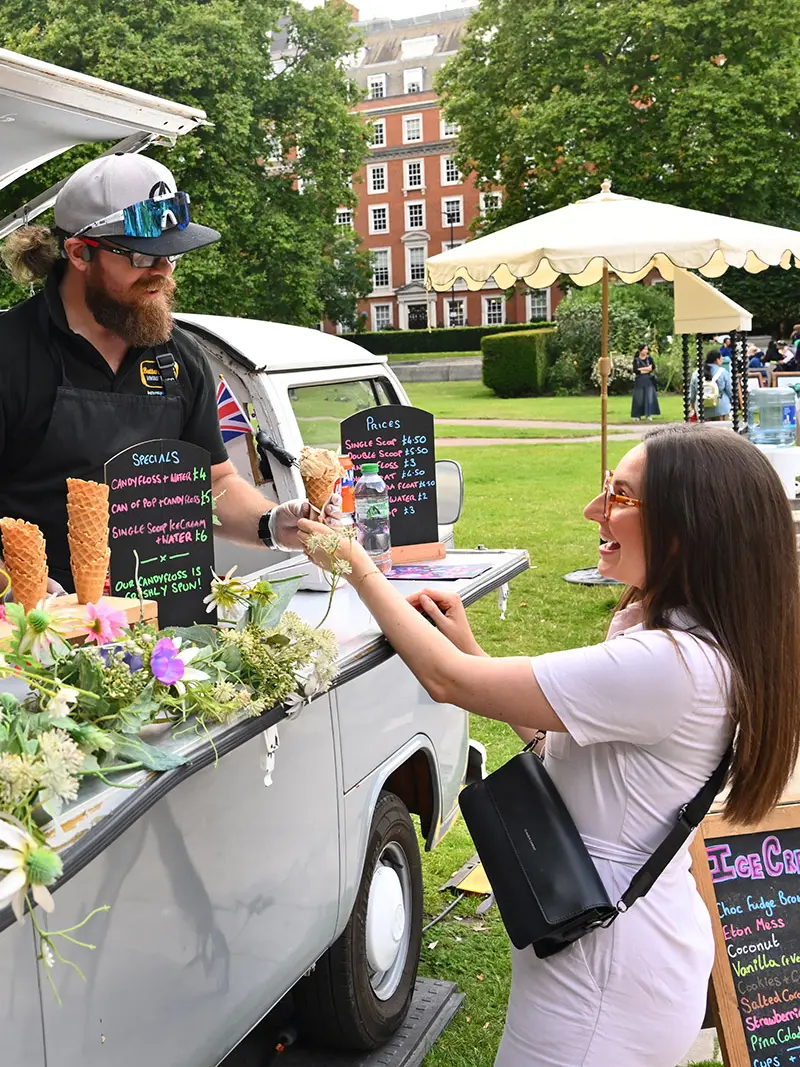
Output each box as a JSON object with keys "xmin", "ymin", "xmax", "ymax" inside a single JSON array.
[
  {"xmin": 340, "ymin": 405, "xmax": 438, "ymax": 547},
  {"xmin": 693, "ymin": 815, "xmax": 800, "ymax": 1067},
  {"xmin": 105, "ymin": 439, "xmax": 216, "ymax": 628}
]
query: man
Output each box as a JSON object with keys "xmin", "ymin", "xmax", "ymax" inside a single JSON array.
[{"xmin": 0, "ymin": 153, "xmax": 334, "ymax": 593}]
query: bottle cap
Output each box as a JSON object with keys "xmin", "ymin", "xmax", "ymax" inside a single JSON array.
[{"xmin": 361, "ymin": 463, "xmax": 379, "ymax": 473}]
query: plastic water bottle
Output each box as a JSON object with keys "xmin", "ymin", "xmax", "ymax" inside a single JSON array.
[
  {"xmin": 355, "ymin": 463, "xmax": 392, "ymax": 573},
  {"xmin": 748, "ymin": 387, "xmax": 797, "ymax": 447}
]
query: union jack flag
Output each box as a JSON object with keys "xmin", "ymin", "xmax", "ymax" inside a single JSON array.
[{"xmin": 216, "ymin": 376, "xmax": 253, "ymax": 443}]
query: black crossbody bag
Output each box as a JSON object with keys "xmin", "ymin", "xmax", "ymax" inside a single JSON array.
[{"xmin": 459, "ymin": 737, "xmax": 731, "ymax": 959}]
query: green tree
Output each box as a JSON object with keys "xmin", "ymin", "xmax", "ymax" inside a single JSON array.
[
  {"xmin": 437, "ymin": 0, "xmax": 800, "ymax": 326},
  {"xmin": 0, "ymin": 0, "xmax": 370, "ymax": 326}
]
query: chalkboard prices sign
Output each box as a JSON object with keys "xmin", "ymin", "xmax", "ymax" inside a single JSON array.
[
  {"xmin": 340, "ymin": 405, "xmax": 438, "ymax": 548},
  {"xmin": 105, "ymin": 439, "xmax": 216, "ymax": 628},
  {"xmin": 692, "ymin": 807, "xmax": 800, "ymax": 1067}
]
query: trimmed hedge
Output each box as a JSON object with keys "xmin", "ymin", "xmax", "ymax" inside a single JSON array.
[
  {"xmin": 342, "ymin": 321, "xmax": 551, "ymax": 355},
  {"xmin": 482, "ymin": 329, "xmax": 556, "ymax": 397}
]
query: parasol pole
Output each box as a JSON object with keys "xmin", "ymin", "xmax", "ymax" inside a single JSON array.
[{"xmin": 599, "ymin": 263, "xmax": 611, "ymax": 486}]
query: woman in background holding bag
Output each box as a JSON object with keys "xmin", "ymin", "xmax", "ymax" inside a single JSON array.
[{"xmin": 299, "ymin": 425, "xmax": 800, "ymax": 1067}]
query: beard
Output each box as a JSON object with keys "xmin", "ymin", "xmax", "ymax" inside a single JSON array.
[{"xmin": 85, "ymin": 270, "xmax": 177, "ymax": 347}]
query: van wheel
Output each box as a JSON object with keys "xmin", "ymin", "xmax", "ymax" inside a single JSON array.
[{"xmin": 296, "ymin": 791, "xmax": 423, "ymax": 1051}]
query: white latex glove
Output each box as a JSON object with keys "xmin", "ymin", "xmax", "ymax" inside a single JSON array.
[{"xmin": 268, "ymin": 493, "xmax": 343, "ymax": 551}]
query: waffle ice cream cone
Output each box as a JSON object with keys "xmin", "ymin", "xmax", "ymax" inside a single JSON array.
[
  {"xmin": 66, "ymin": 479, "xmax": 110, "ymax": 601},
  {"xmin": 72, "ymin": 549, "xmax": 110, "ymax": 606},
  {"xmin": 299, "ymin": 447, "xmax": 341, "ymax": 516},
  {"xmin": 0, "ymin": 517, "xmax": 48, "ymax": 613}
]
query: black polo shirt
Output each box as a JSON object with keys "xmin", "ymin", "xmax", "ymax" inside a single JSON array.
[{"xmin": 0, "ymin": 266, "xmax": 228, "ymax": 476}]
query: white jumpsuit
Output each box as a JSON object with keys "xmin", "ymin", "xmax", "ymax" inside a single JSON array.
[{"xmin": 494, "ymin": 608, "xmax": 732, "ymax": 1067}]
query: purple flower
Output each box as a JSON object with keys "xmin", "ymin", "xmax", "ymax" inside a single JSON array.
[
  {"xmin": 150, "ymin": 638, "xmax": 185, "ymax": 686},
  {"xmin": 99, "ymin": 646, "xmax": 143, "ymax": 673}
]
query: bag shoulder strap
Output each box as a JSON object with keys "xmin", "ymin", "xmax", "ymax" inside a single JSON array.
[
  {"xmin": 153, "ymin": 343, "xmax": 179, "ymax": 397},
  {"xmin": 617, "ymin": 744, "xmax": 732, "ymax": 913},
  {"xmin": 711, "ymin": 367, "xmax": 723, "ymax": 383}
]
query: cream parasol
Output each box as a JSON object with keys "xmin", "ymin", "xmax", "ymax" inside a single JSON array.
[{"xmin": 426, "ymin": 180, "xmax": 800, "ymax": 478}]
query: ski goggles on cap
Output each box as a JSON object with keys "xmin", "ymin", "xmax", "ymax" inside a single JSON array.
[{"xmin": 73, "ymin": 191, "xmax": 191, "ymax": 239}]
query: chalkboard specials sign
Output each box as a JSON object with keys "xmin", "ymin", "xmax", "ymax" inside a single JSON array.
[
  {"xmin": 692, "ymin": 804, "xmax": 800, "ymax": 1067},
  {"xmin": 340, "ymin": 405, "xmax": 438, "ymax": 548},
  {"xmin": 105, "ymin": 439, "xmax": 216, "ymax": 628}
]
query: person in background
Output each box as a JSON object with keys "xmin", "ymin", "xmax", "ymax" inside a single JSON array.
[
  {"xmin": 299, "ymin": 424, "xmax": 800, "ymax": 1067},
  {"xmin": 689, "ymin": 351, "xmax": 731, "ymax": 421},
  {"xmin": 718, "ymin": 335, "xmax": 734, "ymax": 370},
  {"xmin": 790, "ymin": 323, "xmax": 800, "ymax": 347},
  {"xmin": 747, "ymin": 344, "xmax": 769, "ymax": 385},
  {"xmin": 630, "ymin": 342, "xmax": 660, "ymax": 421},
  {"xmin": 766, "ymin": 339, "xmax": 781, "ymax": 364}
]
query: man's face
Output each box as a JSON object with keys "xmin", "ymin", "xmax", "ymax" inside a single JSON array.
[{"xmin": 83, "ymin": 245, "xmax": 177, "ymax": 347}]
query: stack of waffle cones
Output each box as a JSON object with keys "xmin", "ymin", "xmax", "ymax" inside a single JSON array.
[
  {"xmin": 0, "ymin": 518, "xmax": 48, "ymax": 613},
  {"xmin": 299, "ymin": 448, "xmax": 340, "ymax": 517},
  {"xmin": 66, "ymin": 478, "xmax": 110, "ymax": 604}
]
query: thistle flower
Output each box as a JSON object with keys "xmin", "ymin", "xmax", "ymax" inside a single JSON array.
[
  {"xmin": 0, "ymin": 816, "xmax": 62, "ymax": 923},
  {"xmin": 37, "ymin": 729, "xmax": 83, "ymax": 805},
  {"xmin": 80, "ymin": 602, "xmax": 127, "ymax": 646}
]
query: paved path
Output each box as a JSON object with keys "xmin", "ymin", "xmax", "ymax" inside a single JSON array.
[
  {"xmin": 439, "ymin": 433, "xmax": 644, "ymax": 446},
  {"xmin": 437, "ymin": 418, "xmax": 649, "ymax": 431}
]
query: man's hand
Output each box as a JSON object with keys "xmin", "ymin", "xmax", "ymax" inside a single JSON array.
[
  {"xmin": 270, "ymin": 492, "xmax": 342, "ymax": 551},
  {"xmin": 406, "ymin": 588, "xmax": 485, "ymax": 657}
]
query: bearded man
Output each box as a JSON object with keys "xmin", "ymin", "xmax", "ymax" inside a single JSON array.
[{"xmin": 0, "ymin": 153, "xmax": 336, "ymax": 594}]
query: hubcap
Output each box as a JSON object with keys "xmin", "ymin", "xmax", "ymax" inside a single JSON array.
[{"xmin": 364, "ymin": 841, "xmax": 412, "ymax": 1001}]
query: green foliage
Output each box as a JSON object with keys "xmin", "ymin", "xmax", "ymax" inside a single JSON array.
[
  {"xmin": 569, "ymin": 283, "xmax": 675, "ymax": 343},
  {"xmin": 554, "ymin": 299, "xmax": 652, "ymax": 393},
  {"xmin": 481, "ymin": 328, "xmax": 555, "ymax": 397},
  {"xmin": 343, "ymin": 321, "xmax": 550, "ymax": 355},
  {"xmin": 436, "ymin": 0, "xmax": 800, "ymax": 333},
  {"xmin": 716, "ymin": 266, "xmax": 800, "ymax": 335},
  {"xmin": 546, "ymin": 353, "xmax": 584, "ymax": 396},
  {"xmin": 0, "ymin": 0, "xmax": 370, "ymax": 326}
]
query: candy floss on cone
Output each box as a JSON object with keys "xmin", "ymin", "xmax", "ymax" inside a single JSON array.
[
  {"xmin": 0, "ymin": 517, "xmax": 48, "ymax": 612},
  {"xmin": 66, "ymin": 478, "xmax": 110, "ymax": 604},
  {"xmin": 299, "ymin": 447, "xmax": 341, "ymax": 518}
]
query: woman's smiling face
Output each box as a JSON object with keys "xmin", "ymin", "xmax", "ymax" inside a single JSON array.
[{"xmin": 584, "ymin": 444, "xmax": 647, "ymax": 588}]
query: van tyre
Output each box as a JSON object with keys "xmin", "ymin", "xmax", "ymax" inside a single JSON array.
[{"xmin": 296, "ymin": 791, "xmax": 423, "ymax": 1051}]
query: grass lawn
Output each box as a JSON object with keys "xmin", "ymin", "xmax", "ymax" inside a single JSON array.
[
  {"xmin": 435, "ymin": 424, "xmax": 634, "ymax": 440},
  {"xmin": 406, "ymin": 380, "xmax": 684, "ymax": 424},
  {"xmin": 416, "ymin": 441, "xmax": 714, "ymax": 1067},
  {"xmin": 388, "ymin": 350, "xmax": 481, "ymax": 363}
]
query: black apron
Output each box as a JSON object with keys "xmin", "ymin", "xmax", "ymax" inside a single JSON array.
[{"xmin": 0, "ymin": 317, "xmax": 183, "ymax": 592}]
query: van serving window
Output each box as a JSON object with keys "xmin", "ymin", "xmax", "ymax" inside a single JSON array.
[{"xmin": 290, "ymin": 378, "xmax": 398, "ymax": 451}]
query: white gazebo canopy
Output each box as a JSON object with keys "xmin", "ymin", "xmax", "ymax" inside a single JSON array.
[{"xmin": 673, "ymin": 269, "xmax": 752, "ymax": 335}]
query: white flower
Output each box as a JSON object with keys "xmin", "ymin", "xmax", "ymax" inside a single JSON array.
[
  {"xmin": 0, "ymin": 817, "xmax": 57, "ymax": 923},
  {"xmin": 46, "ymin": 687, "xmax": 79, "ymax": 719},
  {"xmin": 171, "ymin": 638, "xmax": 210, "ymax": 696},
  {"xmin": 37, "ymin": 729, "xmax": 83, "ymax": 805},
  {"xmin": 41, "ymin": 942, "xmax": 55, "ymax": 969}
]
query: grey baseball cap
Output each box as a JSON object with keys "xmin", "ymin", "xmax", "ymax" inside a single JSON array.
[{"xmin": 54, "ymin": 153, "xmax": 220, "ymax": 255}]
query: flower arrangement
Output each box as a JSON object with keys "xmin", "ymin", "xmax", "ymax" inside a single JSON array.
[{"xmin": 0, "ymin": 564, "xmax": 338, "ymax": 998}]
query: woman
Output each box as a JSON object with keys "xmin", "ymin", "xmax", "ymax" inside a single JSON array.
[
  {"xmin": 689, "ymin": 350, "xmax": 732, "ymax": 421},
  {"xmin": 631, "ymin": 343, "xmax": 660, "ymax": 421},
  {"xmin": 300, "ymin": 425, "xmax": 800, "ymax": 1067}
]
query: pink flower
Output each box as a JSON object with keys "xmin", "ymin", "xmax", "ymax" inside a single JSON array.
[
  {"xmin": 0, "ymin": 604, "xmax": 6, "ymax": 623},
  {"xmin": 81, "ymin": 602, "xmax": 128, "ymax": 646}
]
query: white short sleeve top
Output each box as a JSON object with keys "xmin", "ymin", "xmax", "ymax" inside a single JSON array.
[{"xmin": 532, "ymin": 610, "xmax": 733, "ymax": 861}]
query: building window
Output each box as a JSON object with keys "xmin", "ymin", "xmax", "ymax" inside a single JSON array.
[
  {"xmin": 372, "ymin": 250, "xmax": 390, "ymax": 289},
  {"xmin": 401, "ymin": 35, "xmax": 438, "ymax": 60},
  {"xmin": 441, "ymin": 117, "xmax": 460, "ymax": 138},
  {"xmin": 372, "ymin": 303, "xmax": 392, "ymax": 330},
  {"xmin": 369, "ymin": 205, "xmax": 389, "ymax": 234},
  {"xmin": 404, "ymin": 67, "xmax": 424, "ymax": 94},
  {"xmin": 370, "ymin": 119, "xmax": 386, "ymax": 147},
  {"xmin": 442, "ymin": 238, "xmax": 466, "ymax": 253},
  {"xmin": 482, "ymin": 296, "xmax": 505, "ymax": 326},
  {"xmin": 527, "ymin": 288, "xmax": 551, "ymax": 321},
  {"xmin": 446, "ymin": 298, "xmax": 466, "ymax": 327},
  {"xmin": 403, "ymin": 114, "xmax": 423, "ymax": 143},
  {"xmin": 406, "ymin": 202, "xmax": 425, "ymax": 230},
  {"xmin": 407, "ymin": 245, "xmax": 427, "ymax": 283},
  {"xmin": 480, "ymin": 191, "xmax": 503, "ymax": 215},
  {"xmin": 335, "ymin": 208, "xmax": 353, "ymax": 228},
  {"xmin": 404, "ymin": 159, "xmax": 424, "ymax": 190},
  {"xmin": 442, "ymin": 156, "xmax": 460, "ymax": 185},
  {"xmin": 367, "ymin": 164, "xmax": 387, "ymax": 194},
  {"xmin": 442, "ymin": 197, "xmax": 463, "ymax": 226},
  {"xmin": 367, "ymin": 74, "xmax": 387, "ymax": 100}
]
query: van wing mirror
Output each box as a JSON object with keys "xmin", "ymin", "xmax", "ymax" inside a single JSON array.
[{"xmin": 436, "ymin": 459, "xmax": 464, "ymax": 526}]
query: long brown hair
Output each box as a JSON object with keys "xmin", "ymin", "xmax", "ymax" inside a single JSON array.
[{"xmin": 620, "ymin": 423, "xmax": 800, "ymax": 825}]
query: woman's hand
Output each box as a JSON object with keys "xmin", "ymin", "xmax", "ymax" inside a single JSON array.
[
  {"xmin": 406, "ymin": 588, "xmax": 486, "ymax": 656},
  {"xmin": 297, "ymin": 517, "xmax": 370, "ymax": 578}
]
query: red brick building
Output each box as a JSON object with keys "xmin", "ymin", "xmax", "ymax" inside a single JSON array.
[{"xmin": 336, "ymin": 9, "xmax": 561, "ymax": 334}]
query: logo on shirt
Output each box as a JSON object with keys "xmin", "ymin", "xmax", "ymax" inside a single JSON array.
[{"xmin": 140, "ymin": 359, "xmax": 180, "ymax": 392}]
